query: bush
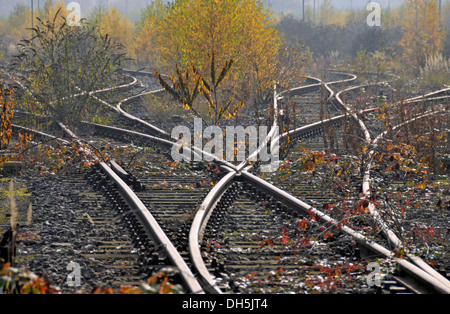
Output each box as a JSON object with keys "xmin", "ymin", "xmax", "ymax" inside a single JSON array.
[{"xmin": 420, "ymin": 53, "xmax": 450, "ymax": 89}]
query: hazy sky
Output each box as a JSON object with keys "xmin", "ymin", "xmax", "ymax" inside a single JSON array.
[{"xmin": 0, "ymin": 0, "xmax": 421, "ymax": 19}]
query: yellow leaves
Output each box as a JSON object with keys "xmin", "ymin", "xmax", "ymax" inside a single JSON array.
[
  {"xmin": 394, "ymin": 248, "xmax": 407, "ymax": 259},
  {"xmin": 0, "ymin": 88, "xmax": 15, "ymax": 149},
  {"xmin": 436, "ymin": 132, "xmax": 446, "ymax": 141},
  {"xmin": 45, "ymin": 1, "xmax": 69, "ymax": 24},
  {"xmin": 155, "ymin": 0, "xmax": 282, "ymax": 109},
  {"xmin": 119, "ymin": 286, "xmax": 143, "ymax": 294},
  {"xmin": 400, "ymin": 0, "xmax": 443, "ymax": 70},
  {"xmin": 99, "ymin": 7, "xmax": 135, "ymax": 57},
  {"xmin": 134, "ymin": 18, "xmax": 159, "ymax": 64},
  {"xmin": 18, "ymin": 131, "xmax": 32, "ymax": 149},
  {"xmin": 314, "ymin": 152, "xmax": 326, "ymax": 164},
  {"xmin": 2, "ymin": 5, "xmax": 32, "ymax": 43},
  {"xmin": 415, "ymin": 180, "xmax": 428, "ymax": 190}
]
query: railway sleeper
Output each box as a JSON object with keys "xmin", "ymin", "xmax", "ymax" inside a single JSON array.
[{"xmin": 86, "ymin": 164, "xmax": 182, "ymax": 284}]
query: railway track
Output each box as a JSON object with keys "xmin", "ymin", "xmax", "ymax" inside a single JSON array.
[
  {"xmin": 26, "ymin": 170, "xmax": 146, "ymax": 291},
  {"xmin": 198, "ymin": 180, "xmax": 380, "ymax": 294},
  {"xmin": 334, "ymin": 80, "xmax": 450, "ymax": 291},
  {"xmin": 5, "ymin": 123, "xmax": 211, "ymax": 293},
  {"xmin": 4, "ymin": 67, "xmax": 449, "ymax": 294},
  {"xmin": 187, "ymin": 72, "xmax": 450, "ymax": 294},
  {"xmin": 5, "ymin": 66, "xmax": 239, "ymax": 293}
]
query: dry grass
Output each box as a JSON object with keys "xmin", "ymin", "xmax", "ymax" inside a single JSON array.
[{"xmin": 420, "ymin": 53, "xmax": 450, "ymax": 88}]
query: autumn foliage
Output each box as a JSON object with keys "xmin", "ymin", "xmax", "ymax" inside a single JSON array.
[
  {"xmin": 152, "ymin": 0, "xmax": 304, "ymax": 124},
  {"xmin": 400, "ymin": 0, "xmax": 443, "ymax": 72},
  {"xmin": 0, "ymin": 261, "xmax": 183, "ymax": 294},
  {"xmin": 0, "ymin": 88, "xmax": 15, "ymax": 150}
]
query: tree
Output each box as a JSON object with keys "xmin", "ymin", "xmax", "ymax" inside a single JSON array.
[
  {"xmin": 134, "ymin": 18, "xmax": 158, "ymax": 67},
  {"xmin": 153, "ymin": 64, "xmax": 202, "ymax": 117},
  {"xmin": 43, "ymin": 1, "xmax": 69, "ymax": 27},
  {"xmin": 318, "ymin": 0, "xmax": 335, "ymax": 25},
  {"xmin": 12, "ymin": 9, "xmax": 128, "ymax": 127},
  {"xmin": 153, "ymin": 52, "xmax": 243, "ymax": 125},
  {"xmin": 352, "ymin": 48, "xmax": 390, "ymax": 82},
  {"xmin": 134, "ymin": 0, "xmax": 168, "ymax": 67},
  {"xmin": 88, "ymin": 4, "xmax": 107, "ymax": 28},
  {"xmin": 196, "ymin": 53, "xmax": 244, "ymax": 124},
  {"xmin": 153, "ymin": 0, "xmax": 302, "ymax": 125},
  {"xmin": 99, "ymin": 6, "xmax": 135, "ymax": 59},
  {"xmin": 400, "ymin": 0, "xmax": 443, "ymax": 73},
  {"xmin": 4, "ymin": 3, "xmax": 32, "ymax": 43},
  {"xmin": 135, "ymin": 0, "xmax": 167, "ymax": 33}
]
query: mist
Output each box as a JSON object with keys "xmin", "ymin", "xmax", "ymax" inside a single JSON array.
[{"xmin": 0, "ymin": 0, "xmax": 408, "ymax": 19}]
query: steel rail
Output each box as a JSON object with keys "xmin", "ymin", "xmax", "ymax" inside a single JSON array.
[
  {"xmin": 88, "ymin": 71, "xmax": 247, "ymax": 171},
  {"xmin": 188, "ymin": 73, "xmax": 359, "ymax": 293},
  {"xmin": 22, "ymin": 68, "xmax": 449, "ymax": 292},
  {"xmin": 68, "ymin": 75, "xmax": 138, "ymax": 103},
  {"xmin": 6, "ymin": 67, "xmax": 360, "ymax": 293},
  {"xmin": 6, "ymin": 69, "xmax": 138, "ymax": 109},
  {"xmin": 98, "ymin": 161, "xmax": 205, "ymax": 294},
  {"xmin": 75, "ymin": 71, "xmax": 240, "ymax": 170},
  {"xmin": 236, "ymin": 81, "xmax": 318, "ymax": 172},
  {"xmin": 98, "ymin": 71, "xmax": 354, "ymax": 178},
  {"xmin": 188, "ymin": 170, "xmax": 237, "ymax": 294},
  {"xmin": 8, "ymin": 67, "xmax": 215, "ymax": 294},
  {"xmin": 17, "ymin": 66, "xmax": 449, "ymax": 292},
  {"xmin": 239, "ymin": 170, "xmax": 450, "ymax": 294},
  {"xmin": 187, "ymin": 74, "xmax": 450, "ymax": 294},
  {"xmin": 8, "ymin": 71, "xmax": 209, "ymax": 293},
  {"xmin": 82, "ymin": 121, "xmax": 240, "ymax": 172},
  {"xmin": 13, "ymin": 65, "xmax": 449, "ymax": 293},
  {"xmin": 364, "ymin": 108, "xmax": 450, "ymax": 290},
  {"xmin": 12, "ymin": 124, "xmax": 70, "ymax": 145},
  {"xmin": 236, "ymin": 72, "xmax": 357, "ymax": 172},
  {"xmin": 335, "ymin": 83, "xmax": 450, "ymax": 291},
  {"xmin": 9, "ymin": 68, "xmax": 236, "ymax": 172},
  {"xmin": 277, "ymin": 76, "xmax": 322, "ymax": 101},
  {"xmin": 10, "ymin": 74, "xmax": 208, "ymax": 294},
  {"xmin": 82, "ymin": 120, "xmax": 205, "ymax": 168},
  {"xmin": 188, "ymin": 78, "xmax": 324, "ymax": 292},
  {"xmin": 406, "ymin": 87, "xmax": 450, "ymax": 102},
  {"xmin": 188, "ymin": 75, "xmax": 448, "ymax": 293},
  {"xmin": 277, "ymin": 73, "xmax": 360, "ymax": 148},
  {"xmin": 115, "ymin": 90, "xmax": 169, "ymax": 137},
  {"xmin": 78, "ymin": 119, "xmax": 239, "ymax": 293}
]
